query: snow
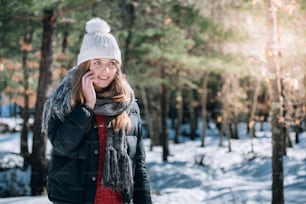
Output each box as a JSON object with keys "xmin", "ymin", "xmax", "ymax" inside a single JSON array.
[
  {"xmin": 0, "ymin": 196, "xmax": 51, "ymax": 204},
  {"xmin": 0, "ymin": 117, "xmax": 34, "ymax": 133},
  {"xmin": 0, "ymin": 120, "xmax": 305, "ymax": 204}
]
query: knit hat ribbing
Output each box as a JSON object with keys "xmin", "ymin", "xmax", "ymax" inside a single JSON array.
[{"xmin": 77, "ymin": 18, "xmax": 122, "ymax": 65}]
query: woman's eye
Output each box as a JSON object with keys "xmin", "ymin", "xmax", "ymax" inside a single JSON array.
[{"xmin": 93, "ymin": 61, "xmax": 101, "ymax": 65}]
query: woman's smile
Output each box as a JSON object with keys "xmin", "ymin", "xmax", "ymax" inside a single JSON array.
[{"xmin": 90, "ymin": 58, "xmax": 117, "ymax": 90}]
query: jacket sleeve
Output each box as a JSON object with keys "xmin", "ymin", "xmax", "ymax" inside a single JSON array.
[
  {"xmin": 132, "ymin": 104, "xmax": 152, "ymax": 204},
  {"xmin": 47, "ymin": 104, "xmax": 94, "ymax": 157}
]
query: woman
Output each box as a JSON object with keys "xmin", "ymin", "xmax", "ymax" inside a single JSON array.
[{"xmin": 42, "ymin": 18, "xmax": 152, "ymax": 204}]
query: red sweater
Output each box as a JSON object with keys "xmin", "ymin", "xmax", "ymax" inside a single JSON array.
[{"xmin": 94, "ymin": 115, "xmax": 123, "ymax": 204}]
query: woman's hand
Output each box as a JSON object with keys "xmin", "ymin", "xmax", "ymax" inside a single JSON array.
[{"xmin": 82, "ymin": 70, "xmax": 96, "ymax": 109}]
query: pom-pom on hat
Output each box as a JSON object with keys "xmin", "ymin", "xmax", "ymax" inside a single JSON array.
[{"xmin": 77, "ymin": 18, "xmax": 122, "ymax": 65}]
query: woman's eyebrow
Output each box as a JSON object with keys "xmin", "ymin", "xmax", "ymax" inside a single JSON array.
[{"xmin": 92, "ymin": 58, "xmax": 115, "ymax": 62}]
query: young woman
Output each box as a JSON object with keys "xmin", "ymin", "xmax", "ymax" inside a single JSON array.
[{"xmin": 42, "ymin": 18, "xmax": 152, "ymax": 204}]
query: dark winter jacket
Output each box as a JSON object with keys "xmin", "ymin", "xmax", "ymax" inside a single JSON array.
[{"xmin": 46, "ymin": 102, "xmax": 152, "ymax": 204}]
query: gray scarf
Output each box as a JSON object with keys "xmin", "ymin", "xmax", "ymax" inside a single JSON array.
[{"xmin": 42, "ymin": 66, "xmax": 134, "ymax": 192}]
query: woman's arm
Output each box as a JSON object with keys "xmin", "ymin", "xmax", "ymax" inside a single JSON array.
[{"xmin": 48, "ymin": 104, "xmax": 94, "ymax": 157}]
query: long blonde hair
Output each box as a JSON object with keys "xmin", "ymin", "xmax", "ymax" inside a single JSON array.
[{"xmin": 70, "ymin": 60, "xmax": 131, "ymax": 132}]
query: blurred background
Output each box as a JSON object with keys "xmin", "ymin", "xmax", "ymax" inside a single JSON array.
[{"xmin": 0, "ymin": 0, "xmax": 306, "ymax": 203}]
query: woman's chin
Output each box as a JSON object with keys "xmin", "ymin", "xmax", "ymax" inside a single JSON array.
[{"xmin": 94, "ymin": 83, "xmax": 110, "ymax": 91}]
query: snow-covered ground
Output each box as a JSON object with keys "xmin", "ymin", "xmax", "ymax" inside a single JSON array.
[{"xmin": 0, "ymin": 121, "xmax": 305, "ymax": 204}]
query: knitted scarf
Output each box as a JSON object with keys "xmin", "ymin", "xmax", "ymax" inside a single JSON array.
[{"xmin": 42, "ymin": 66, "xmax": 134, "ymax": 193}]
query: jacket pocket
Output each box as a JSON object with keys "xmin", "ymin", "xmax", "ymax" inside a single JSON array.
[{"xmin": 47, "ymin": 156, "xmax": 84, "ymax": 203}]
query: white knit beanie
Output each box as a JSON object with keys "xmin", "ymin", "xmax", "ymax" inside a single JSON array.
[{"xmin": 77, "ymin": 18, "xmax": 122, "ymax": 65}]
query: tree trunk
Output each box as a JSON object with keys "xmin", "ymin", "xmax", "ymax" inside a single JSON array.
[
  {"xmin": 187, "ymin": 90, "xmax": 196, "ymax": 140},
  {"xmin": 218, "ymin": 122, "xmax": 224, "ymax": 147},
  {"xmin": 62, "ymin": 30, "xmax": 68, "ymax": 53},
  {"xmin": 249, "ymin": 79, "xmax": 261, "ymax": 152},
  {"xmin": 160, "ymin": 65, "xmax": 169, "ymax": 161},
  {"xmin": 151, "ymin": 109, "xmax": 161, "ymax": 151},
  {"xmin": 140, "ymin": 87, "xmax": 153, "ymax": 139},
  {"xmin": 294, "ymin": 123, "xmax": 300, "ymax": 144},
  {"xmin": 174, "ymin": 90, "xmax": 183, "ymax": 144},
  {"xmin": 169, "ymin": 99, "xmax": 176, "ymax": 129},
  {"xmin": 286, "ymin": 129, "xmax": 292, "ymax": 148},
  {"xmin": 31, "ymin": 8, "xmax": 56, "ymax": 195},
  {"xmin": 200, "ymin": 71, "xmax": 209, "ymax": 147},
  {"xmin": 118, "ymin": 0, "xmax": 135, "ymax": 73},
  {"xmin": 228, "ymin": 121, "xmax": 233, "ymax": 140},
  {"xmin": 221, "ymin": 76, "xmax": 232, "ymax": 152},
  {"xmin": 20, "ymin": 27, "xmax": 33, "ymax": 167},
  {"xmin": 271, "ymin": 104, "xmax": 285, "ymax": 204},
  {"xmin": 260, "ymin": 119, "xmax": 264, "ymax": 131},
  {"xmin": 232, "ymin": 113, "xmax": 239, "ymax": 139},
  {"xmin": 223, "ymin": 109, "xmax": 232, "ymax": 152},
  {"xmin": 265, "ymin": 0, "xmax": 284, "ymax": 203}
]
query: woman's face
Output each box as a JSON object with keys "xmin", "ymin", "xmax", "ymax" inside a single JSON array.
[{"xmin": 89, "ymin": 58, "xmax": 117, "ymax": 91}]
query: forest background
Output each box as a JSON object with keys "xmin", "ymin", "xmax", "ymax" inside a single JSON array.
[{"xmin": 0, "ymin": 0, "xmax": 306, "ymax": 204}]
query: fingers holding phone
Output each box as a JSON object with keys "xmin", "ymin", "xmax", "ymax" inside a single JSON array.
[{"xmin": 82, "ymin": 70, "xmax": 96, "ymax": 109}]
